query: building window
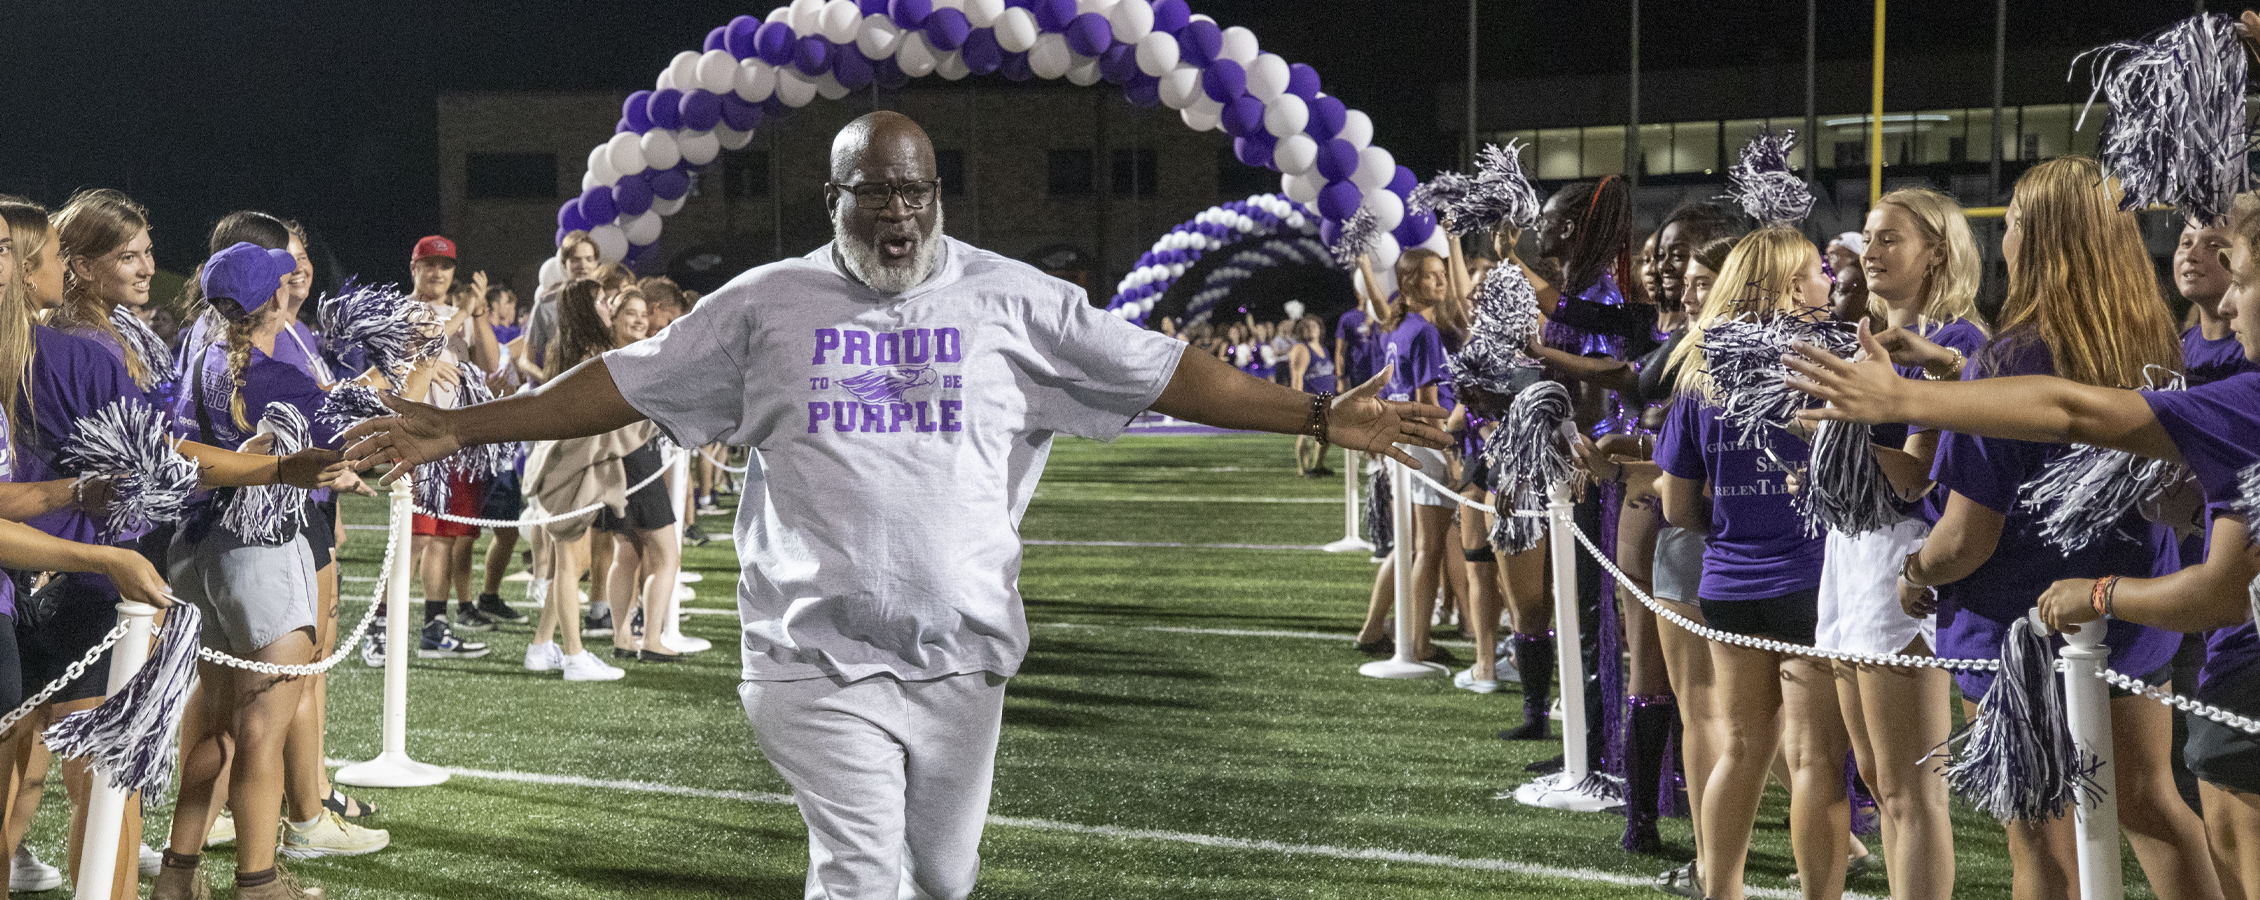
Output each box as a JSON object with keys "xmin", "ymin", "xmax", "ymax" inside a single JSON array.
[
  {"xmin": 1833, "ymin": 141, "xmax": 1864, "ymax": 170},
  {"xmin": 465, "ymin": 152, "xmax": 557, "ymax": 200},
  {"xmin": 1047, "ymin": 149, "xmax": 1095, "ymax": 196},
  {"xmin": 1111, "ymin": 148, "xmax": 1157, "ymax": 197},
  {"xmin": 935, "ymin": 149, "xmax": 966, "ymax": 196},
  {"xmin": 723, "ymin": 151, "xmax": 771, "ymax": 200},
  {"xmin": 1948, "ymin": 136, "xmax": 1968, "ymax": 163}
]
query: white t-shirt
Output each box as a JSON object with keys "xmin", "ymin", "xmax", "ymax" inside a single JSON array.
[{"xmin": 606, "ymin": 237, "xmax": 1186, "ymax": 682}]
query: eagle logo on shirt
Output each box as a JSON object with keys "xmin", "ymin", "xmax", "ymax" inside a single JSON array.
[{"xmin": 838, "ymin": 365, "xmax": 937, "ymax": 402}]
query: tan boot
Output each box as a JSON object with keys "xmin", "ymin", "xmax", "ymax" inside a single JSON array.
[
  {"xmin": 149, "ymin": 851, "xmax": 209, "ymax": 900},
  {"xmin": 232, "ymin": 866, "xmax": 322, "ymax": 900}
]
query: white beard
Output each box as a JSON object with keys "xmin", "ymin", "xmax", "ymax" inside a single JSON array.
[{"xmin": 832, "ymin": 203, "xmax": 945, "ymax": 295}]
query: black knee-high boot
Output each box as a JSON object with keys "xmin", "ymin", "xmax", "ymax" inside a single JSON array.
[
  {"xmin": 1622, "ymin": 694, "xmax": 1676, "ymax": 853},
  {"xmin": 1499, "ymin": 632, "xmax": 1554, "ymax": 740}
]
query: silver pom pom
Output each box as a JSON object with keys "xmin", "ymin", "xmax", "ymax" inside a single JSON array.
[
  {"xmin": 60, "ymin": 398, "xmax": 201, "ymax": 540},
  {"xmin": 1721, "ymin": 129, "xmax": 1815, "ymax": 227},
  {"xmin": 320, "ymin": 282, "xmax": 445, "ymax": 378},
  {"xmin": 2077, "ymin": 13, "xmax": 2254, "ymax": 225},
  {"xmin": 220, "ymin": 402, "xmax": 312, "ymax": 545}
]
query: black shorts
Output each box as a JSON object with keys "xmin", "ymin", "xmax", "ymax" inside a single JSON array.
[
  {"xmin": 0, "ymin": 612, "xmax": 22, "ymax": 714},
  {"xmin": 2186, "ymin": 665, "xmax": 2260, "ymax": 795},
  {"xmin": 304, "ymin": 498, "xmax": 338, "ymax": 570},
  {"xmin": 480, "ymin": 468, "xmax": 526, "ymax": 523},
  {"xmin": 1699, "ymin": 588, "xmax": 1820, "ymax": 647},
  {"xmin": 595, "ymin": 442, "xmax": 675, "ymax": 535},
  {"xmin": 19, "ymin": 573, "xmax": 125, "ymax": 705}
]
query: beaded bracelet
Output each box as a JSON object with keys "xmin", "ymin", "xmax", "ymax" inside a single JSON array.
[
  {"xmin": 1306, "ymin": 391, "xmax": 1335, "ymax": 447},
  {"xmin": 2091, "ymin": 575, "xmax": 2121, "ymax": 620}
]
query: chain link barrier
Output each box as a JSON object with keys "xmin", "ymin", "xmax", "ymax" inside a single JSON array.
[
  {"xmin": 410, "ymin": 449, "xmax": 681, "ymax": 528},
  {"xmin": 195, "ymin": 514, "xmax": 399, "ymax": 676}
]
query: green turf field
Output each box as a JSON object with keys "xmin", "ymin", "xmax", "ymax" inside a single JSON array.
[{"xmin": 21, "ymin": 433, "xmax": 2168, "ymax": 898}]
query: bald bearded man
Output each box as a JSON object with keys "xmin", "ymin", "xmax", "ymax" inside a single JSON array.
[{"xmin": 344, "ymin": 111, "xmax": 1449, "ymax": 899}]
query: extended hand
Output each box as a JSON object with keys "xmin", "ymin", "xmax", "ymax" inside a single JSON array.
[
  {"xmin": 339, "ymin": 393, "xmax": 464, "ymax": 483},
  {"xmin": 278, "ymin": 449, "xmax": 346, "ymax": 489},
  {"xmin": 2037, "ymin": 578, "xmax": 2103, "ymax": 633},
  {"xmin": 1783, "ymin": 321, "xmax": 1911, "ymax": 426},
  {"xmin": 101, "ymin": 547, "xmax": 175, "ymax": 608},
  {"xmin": 1328, "ymin": 367, "xmax": 1452, "ymax": 468},
  {"xmin": 1897, "ymin": 576, "xmax": 1938, "ymax": 619}
]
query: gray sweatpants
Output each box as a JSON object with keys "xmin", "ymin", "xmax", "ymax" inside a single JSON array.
[{"xmin": 739, "ymin": 671, "xmax": 1008, "ymax": 900}]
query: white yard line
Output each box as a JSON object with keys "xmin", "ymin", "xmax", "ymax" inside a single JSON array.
[{"xmin": 1024, "ymin": 539, "xmax": 1329, "ymax": 551}]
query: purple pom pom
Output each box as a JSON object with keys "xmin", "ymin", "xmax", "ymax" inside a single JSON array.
[
  {"xmin": 622, "ymin": 91, "xmax": 654, "ymax": 132},
  {"xmin": 925, "ymin": 7, "xmax": 971, "ymax": 50},
  {"xmin": 579, "ymin": 185, "xmax": 619, "ymax": 226},
  {"xmin": 1066, "ymin": 12, "xmax": 1113, "ymax": 57},
  {"xmin": 679, "ymin": 90, "xmax": 723, "ymax": 131},
  {"xmin": 755, "ymin": 22, "xmax": 798, "ymax": 66},
  {"xmin": 647, "ymin": 88, "xmax": 684, "ymax": 130},
  {"xmin": 612, "ymin": 174, "xmax": 654, "ymax": 217},
  {"xmin": 1177, "ymin": 18, "xmax": 1221, "ymax": 65}
]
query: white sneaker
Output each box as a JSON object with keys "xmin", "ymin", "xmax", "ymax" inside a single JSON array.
[
  {"xmin": 673, "ymin": 584, "xmax": 697, "ymax": 602},
  {"xmin": 206, "ymin": 808, "xmax": 237, "ymax": 847},
  {"xmin": 654, "ymin": 632, "xmax": 712, "ymax": 654},
  {"xmin": 360, "ymin": 627, "xmax": 386, "ymax": 668},
  {"xmin": 523, "ymin": 641, "xmax": 564, "ymax": 672},
  {"xmin": 137, "ymin": 843, "xmax": 159, "ymax": 879},
  {"xmin": 560, "ymin": 651, "xmax": 625, "ymax": 682},
  {"xmin": 1453, "ymin": 668, "xmax": 1501, "ymax": 694},
  {"xmin": 12, "ymin": 845, "xmax": 61, "ymax": 892},
  {"xmin": 282, "ymin": 809, "xmax": 391, "ymax": 858}
]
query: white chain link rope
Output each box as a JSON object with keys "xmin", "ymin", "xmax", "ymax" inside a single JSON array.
[
  {"xmin": 411, "ymin": 449, "xmax": 681, "ymax": 528},
  {"xmin": 1390, "ymin": 456, "xmax": 1544, "ymax": 518},
  {"xmin": 0, "ymin": 622, "xmax": 131, "ymax": 738},
  {"xmin": 697, "ymin": 446, "xmax": 747, "ymax": 475},
  {"xmin": 195, "ymin": 516, "xmax": 399, "ymax": 676}
]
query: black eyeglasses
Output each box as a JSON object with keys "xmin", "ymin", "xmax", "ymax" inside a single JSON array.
[{"xmin": 828, "ymin": 180, "xmax": 941, "ymax": 211}]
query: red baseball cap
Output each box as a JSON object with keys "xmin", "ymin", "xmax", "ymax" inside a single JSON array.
[{"xmin": 412, "ymin": 235, "xmax": 457, "ymax": 262}]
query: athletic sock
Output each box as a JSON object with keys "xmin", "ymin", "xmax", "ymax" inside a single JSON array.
[
  {"xmin": 424, "ymin": 599, "xmax": 447, "ymax": 622},
  {"xmin": 162, "ymin": 850, "xmax": 200, "ymax": 869},
  {"xmin": 289, "ymin": 814, "xmax": 321, "ymax": 830},
  {"xmin": 236, "ymin": 867, "xmax": 277, "ymax": 887}
]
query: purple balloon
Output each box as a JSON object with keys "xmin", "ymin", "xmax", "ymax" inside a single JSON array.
[
  {"xmin": 961, "ymin": 29, "xmax": 1004, "ymax": 73},
  {"xmin": 680, "ymin": 90, "xmax": 723, "ymax": 131},
  {"xmin": 872, "ymin": 55, "xmax": 911, "ymax": 89},
  {"xmin": 580, "ymin": 185, "xmax": 620, "ymax": 226},
  {"xmin": 1177, "ymin": 19, "xmax": 1221, "ymax": 65},
  {"xmin": 649, "ymin": 167, "xmax": 691, "ymax": 201},
  {"xmin": 1319, "ymin": 219, "xmax": 1343, "ymax": 247},
  {"xmin": 925, "ymin": 7, "xmax": 971, "ymax": 50},
  {"xmin": 1099, "ymin": 43, "xmax": 1138, "ymax": 84},
  {"xmin": 622, "ymin": 91, "xmax": 654, "ymax": 132},
  {"xmin": 1150, "ymin": 0, "xmax": 1191, "ymax": 34},
  {"xmin": 616, "ymin": 118, "xmax": 635, "ymax": 133},
  {"xmin": 1306, "ymin": 95, "xmax": 1347, "ymax": 140},
  {"xmin": 859, "ymin": 0, "xmax": 889, "ymax": 13},
  {"xmin": 613, "ymin": 173, "xmax": 655, "ymax": 217},
  {"xmin": 795, "ymin": 37, "xmax": 832, "ymax": 74},
  {"xmin": 705, "ymin": 26, "xmax": 728, "ymax": 52},
  {"xmin": 1201, "ymin": 59, "xmax": 1246, "ymax": 104},
  {"xmin": 556, "ymin": 226, "xmax": 571, "ymax": 246},
  {"xmin": 1234, "ymin": 133, "xmax": 1277, "ymax": 169},
  {"xmin": 1317, "ymin": 181, "xmax": 1362, "ymax": 222},
  {"xmin": 756, "ymin": 22, "xmax": 798, "ymax": 66},
  {"xmin": 1122, "ymin": 72, "xmax": 1162, "ymax": 107},
  {"xmin": 832, "ymin": 48, "xmax": 873, "ymax": 89},
  {"xmin": 647, "ymin": 89, "xmax": 685, "ymax": 130},
  {"xmin": 1393, "ymin": 211, "xmax": 1437, "ymax": 248},
  {"xmin": 890, "ymin": 0, "xmax": 931, "ymax": 28},
  {"xmin": 1221, "ymin": 95, "xmax": 1266, "ymax": 137},
  {"xmin": 1387, "ymin": 165, "xmax": 1417, "ymax": 196},
  {"xmin": 1032, "ymin": 0, "xmax": 1076, "ymax": 32},
  {"xmin": 725, "ymin": 15, "xmax": 762, "ymax": 58},
  {"xmin": 1000, "ymin": 51, "xmax": 1034, "ymax": 81},
  {"xmin": 720, "ymin": 93, "xmax": 765, "ymax": 131},
  {"xmin": 1065, "ymin": 12, "xmax": 1113, "ymax": 57},
  {"xmin": 1315, "ymin": 138, "xmax": 1360, "ymax": 181},
  {"xmin": 557, "ymin": 198, "xmax": 589, "ymax": 234},
  {"xmin": 1285, "ymin": 64, "xmax": 1321, "ymax": 100}
]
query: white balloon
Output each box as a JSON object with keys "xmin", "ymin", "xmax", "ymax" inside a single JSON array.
[
  {"xmin": 1188, "ymin": 13, "xmax": 1215, "ymax": 26},
  {"xmin": 775, "ymin": 70, "xmax": 818, "ymax": 107},
  {"xmin": 1419, "ymin": 228, "xmax": 1450, "ymax": 257},
  {"xmin": 587, "ymin": 146, "xmax": 619, "ymax": 186},
  {"xmin": 589, "ymin": 224, "xmax": 629, "ymax": 263},
  {"xmin": 1369, "ymin": 233, "xmax": 1402, "ymax": 271},
  {"xmin": 656, "ymin": 68, "xmax": 677, "ymax": 92},
  {"xmin": 896, "ymin": 31, "xmax": 938, "ymax": 77},
  {"xmin": 1262, "ymin": 94, "xmax": 1308, "ymax": 139},
  {"xmin": 539, "ymin": 256, "xmax": 564, "ymax": 288},
  {"xmin": 963, "ymin": 0, "xmax": 1005, "ymax": 27},
  {"xmin": 1110, "ymin": 0, "xmax": 1154, "ymax": 43},
  {"xmin": 581, "ymin": 169, "xmax": 603, "ymax": 193},
  {"xmin": 735, "ymin": 59, "xmax": 778, "ymax": 103},
  {"xmin": 607, "ymin": 132, "xmax": 648, "ymax": 177},
  {"xmin": 1245, "ymin": 53, "xmax": 1290, "ymax": 100},
  {"xmin": 679, "ymin": 130, "xmax": 722, "ymax": 166},
  {"xmin": 1363, "ymin": 188, "xmax": 1405, "ymax": 233},
  {"xmin": 695, "ymin": 50, "xmax": 736, "ymax": 95},
  {"xmin": 765, "ymin": 6, "xmax": 791, "ymax": 24},
  {"xmin": 936, "ymin": 50, "xmax": 971, "ymax": 80},
  {"xmin": 624, "ymin": 211, "xmax": 664, "ymax": 246},
  {"xmin": 1066, "ymin": 55, "xmax": 1102, "ymax": 86},
  {"xmin": 1186, "ymin": 93, "xmax": 1223, "ymax": 130},
  {"xmin": 1158, "ymin": 64, "xmax": 1202, "ymax": 109},
  {"xmin": 667, "ymin": 51, "xmax": 702, "ymax": 94},
  {"xmin": 994, "ymin": 7, "xmax": 1039, "ymax": 52},
  {"xmin": 652, "ymin": 195, "xmax": 687, "ymax": 216},
  {"xmin": 815, "ymin": 72, "xmax": 851, "ymax": 100},
  {"xmin": 1028, "ymin": 33, "xmax": 1072, "ymax": 79},
  {"xmin": 821, "ymin": 0, "xmax": 862, "ymax": 43},
  {"xmin": 717, "ymin": 124, "xmax": 756, "ymax": 151},
  {"xmin": 1352, "ymin": 145, "xmax": 1395, "ymax": 191},
  {"xmin": 1077, "ymin": 0, "xmax": 1112, "ymax": 15},
  {"xmin": 1219, "ymin": 26, "xmax": 1258, "ymax": 64},
  {"xmin": 1134, "ymin": 31, "xmax": 1179, "ymax": 77},
  {"xmin": 1180, "ymin": 102, "xmax": 1221, "ymax": 133},
  {"xmin": 1339, "ymin": 109, "xmax": 1374, "ymax": 148},
  {"xmin": 857, "ymin": 15, "xmax": 902, "ymax": 59},
  {"xmin": 934, "ymin": 0, "xmax": 962, "ymax": 8},
  {"xmin": 1282, "ymin": 171, "xmax": 1319, "ymax": 204},
  {"xmin": 789, "ymin": 0, "xmax": 826, "ymax": 35},
  {"xmin": 639, "ymin": 130, "xmax": 682, "ymax": 171}
]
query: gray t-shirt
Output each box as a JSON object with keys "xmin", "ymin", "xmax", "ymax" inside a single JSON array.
[
  {"xmin": 605, "ymin": 237, "xmax": 1186, "ymax": 682},
  {"xmin": 524, "ymin": 285, "xmax": 561, "ymax": 370}
]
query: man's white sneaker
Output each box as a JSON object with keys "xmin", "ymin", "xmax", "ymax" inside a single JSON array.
[
  {"xmin": 138, "ymin": 843, "xmax": 160, "ymax": 879},
  {"xmin": 560, "ymin": 651, "xmax": 625, "ymax": 682},
  {"xmin": 12, "ymin": 844, "xmax": 61, "ymax": 892},
  {"xmin": 282, "ymin": 810, "xmax": 390, "ymax": 859},
  {"xmin": 1454, "ymin": 668, "xmax": 1501, "ymax": 694},
  {"xmin": 206, "ymin": 809, "xmax": 237, "ymax": 847},
  {"xmin": 523, "ymin": 641, "xmax": 564, "ymax": 672}
]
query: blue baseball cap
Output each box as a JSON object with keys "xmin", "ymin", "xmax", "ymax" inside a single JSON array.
[{"xmin": 201, "ymin": 242, "xmax": 297, "ymax": 321}]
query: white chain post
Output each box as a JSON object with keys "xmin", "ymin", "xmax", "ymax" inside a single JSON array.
[
  {"xmin": 73, "ymin": 600, "xmax": 159, "ymax": 900},
  {"xmin": 1360, "ymin": 456, "xmax": 1445, "ymax": 678},
  {"xmin": 1518, "ymin": 479, "xmax": 1615, "ymax": 812},
  {"xmin": 2055, "ymin": 611, "xmax": 2125, "ymax": 900},
  {"xmin": 335, "ymin": 477, "xmax": 449, "ymax": 788},
  {"xmin": 1322, "ymin": 449, "xmax": 1373, "ymax": 554}
]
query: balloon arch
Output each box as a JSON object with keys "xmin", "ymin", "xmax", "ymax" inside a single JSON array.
[{"xmin": 548, "ymin": 0, "xmax": 1446, "ymax": 304}]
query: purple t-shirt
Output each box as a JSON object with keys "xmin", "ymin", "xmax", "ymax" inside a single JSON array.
[
  {"xmin": 1654, "ymin": 398, "xmax": 1825, "ymax": 600},
  {"xmin": 1379, "ymin": 312, "xmax": 1446, "ymax": 405},
  {"xmin": 2143, "ymin": 371, "xmax": 2260, "ymax": 698},
  {"xmin": 1335, "ymin": 309, "xmax": 1380, "ymax": 386},
  {"xmin": 2183, "ymin": 326, "xmax": 2258, "ymax": 387},
  {"xmin": 11, "ymin": 327, "xmax": 153, "ymax": 615},
  {"xmin": 1902, "ymin": 319, "xmax": 1991, "ymax": 525},
  {"xmin": 1931, "ymin": 336, "xmax": 2179, "ymax": 696}
]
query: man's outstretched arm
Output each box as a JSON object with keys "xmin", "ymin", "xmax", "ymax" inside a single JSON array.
[
  {"xmin": 1150, "ymin": 350, "xmax": 1452, "ymax": 468},
  {"xmin": 339, "ymin": 357, "xmax": 645, "ymax": 482}
]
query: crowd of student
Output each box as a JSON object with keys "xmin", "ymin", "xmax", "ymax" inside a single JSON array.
[
  {"xmin": 1333, "ymin": 155, "xmax": 2260, "ymax": 900},
  {"xmin": 1151, "ymin": 315, "xmax": 1341, "ymax": 475}
]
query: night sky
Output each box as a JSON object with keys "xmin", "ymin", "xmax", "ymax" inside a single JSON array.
[{"xmin": 0, "ymin": 0, "xmax": 2211, "ymax": 283}]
